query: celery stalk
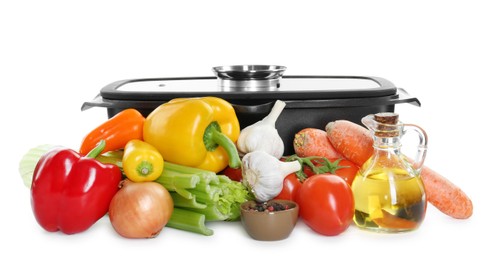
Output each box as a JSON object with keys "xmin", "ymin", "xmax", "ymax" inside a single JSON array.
[
  {"xmin": 174, "ymin": 188, "xmax": 194, "ymax": 200},
  {"xmin": 95, "ymin": 150, "xmax": 124, "ymax": 171},
  {"xmin": 156, "ymin": 161, "xmax": 253, "ymax": 235},
  {"xmin": 202, "ymin": 173, "xmax": 220, "ymax": 185},
  {"xmin": 189, "ymin": 187, "xmax": 221, "ymax": 203},
  {"xmin": 217, "ymin": 174, "xmax": 232, "ymax": 183},
  {"xmin": 164, "ymin": 162, "xmax": 215, "ymax": 179},
  {"xmin": 170, "ymin": 192, "xmax": 206, "ymax": 209},
  {"xmin": 166, "ymin": 208, "xmax": 213, "ymax": 236},
  {"xmin": 155, "ymin": 170, "xmax": 200, "ymax": 190},
  {"xmin": 189, "ymin": 204, "xmax": 228, "ymax": 221},
  {"xmin": 163, "ymin": 162, "xmax": 221, "ymax": 185},
  {"xmin": 194, "ymin": 182, "xmax": 211, "ymax": 193}
]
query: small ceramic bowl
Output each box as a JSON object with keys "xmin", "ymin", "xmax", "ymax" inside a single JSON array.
[{"xmin": 240, "ymin": 199, "xmax": 299, "ymax": 241}]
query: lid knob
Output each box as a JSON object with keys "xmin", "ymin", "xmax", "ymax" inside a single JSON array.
[{"xmin": 212, "ymin": 65, "xmax": 286, "ymax": 91}]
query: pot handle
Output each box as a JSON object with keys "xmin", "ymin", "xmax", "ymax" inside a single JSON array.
[
  {"xmin": 81, "ymin": 95, "xmax": 159, "ymax": 111},
  {"xmin": 388, "ymin": 88, "xmax": 421, "ymax": 107},
  {"xmin": 81, "ymin": 95, "xmax": 109, "ymax": 111}
]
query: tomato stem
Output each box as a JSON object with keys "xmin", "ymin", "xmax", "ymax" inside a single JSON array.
[{"xmin": 283, "ymin": 155, "xmax": 347, "ymax": 182}]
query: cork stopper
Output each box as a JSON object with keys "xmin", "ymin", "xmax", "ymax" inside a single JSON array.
[{"xmin": 373, "ymin": 112, "xmax": 400, "ymax": 137}]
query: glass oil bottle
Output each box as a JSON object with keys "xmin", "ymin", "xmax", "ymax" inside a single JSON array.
[{"xmin": 352, "ymin": 113, "xmax": 428, "ymax": 232}]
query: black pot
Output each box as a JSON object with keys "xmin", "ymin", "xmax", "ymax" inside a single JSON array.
[{"xmin": 82, "ymin": 68, "xmax": 419, "ymax": 155}]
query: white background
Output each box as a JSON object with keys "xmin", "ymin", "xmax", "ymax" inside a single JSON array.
[{"xmin": 2, "ymin": 0, "xmax": 491, "ymax": 259}]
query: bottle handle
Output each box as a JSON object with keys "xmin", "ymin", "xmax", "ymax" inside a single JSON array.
[{"xmin": 403, "ymin": 124, "xmax": 428, "ymax": 174}]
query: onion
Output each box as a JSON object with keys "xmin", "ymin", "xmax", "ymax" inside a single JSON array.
[{"xmin": 109, "ymin": 179, "xmax": 174, "ymax": 238}]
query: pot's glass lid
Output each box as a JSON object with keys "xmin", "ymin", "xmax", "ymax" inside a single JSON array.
[
  {"xmin": 99, "ymin": 75, "xmax": 398, "ymax": 101},
  {"xmin": 97, "ymin": 65, "xmax": 397, "ymax": 101},
  {"xmin": 116, "ymin": 77, "xmax": 382, "ymax": 92}
]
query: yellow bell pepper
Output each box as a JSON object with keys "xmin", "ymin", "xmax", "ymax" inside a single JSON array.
[
  {"xmin": 123, "ymin": 139, "xmax": 164, "ymax": 182},
  {"xmin": 143, "ymin": 97, "xmax": 241, "ymax": 173}
]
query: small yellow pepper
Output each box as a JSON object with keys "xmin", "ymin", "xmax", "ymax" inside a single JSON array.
[
  {"xmin": 143, "ymin": 97, "xmax": 241, "ymax": 173},
  {"xmin": 123, "ymin": 139, "xmax": 164, "ymax": 182}
]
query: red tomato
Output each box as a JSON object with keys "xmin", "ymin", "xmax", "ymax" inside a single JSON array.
[
  {"xmin": 333, "ymin": 159, "xmax": 359, "ymax": 185},
  {"xmin": 298, "ymin": 174, "xmax": 354, "ymax": 236},
  {"xmin": 221, "ymin": 166, "xmax": 242, "ymax": 182},
  {"xmin": 274, "ymin": 173, "xmax": 302, "ymax": 202}
]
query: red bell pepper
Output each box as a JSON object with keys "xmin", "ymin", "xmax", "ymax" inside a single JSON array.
[{"xmin": 31, "ymin": 141, "xmax": 121, "ymax": 234}]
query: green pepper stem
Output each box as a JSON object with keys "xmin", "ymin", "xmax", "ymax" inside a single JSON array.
[
  {"xmin": 204, "ymin": 122, "xmax": 242, "ymax": 169},
  {"xmin": 211, "ymin": 128, "xmax": 241, "ymax": 169},
  {"xmin": 86, "ymin": 140, "xmax": 106, "ymax": 159},
  {"xmin": 136, "ymin": 161, "xmax": 154, "ymax": 176}
]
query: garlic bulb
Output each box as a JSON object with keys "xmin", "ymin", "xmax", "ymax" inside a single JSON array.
[
  {"xmin": 242, "ymin": 151, "xmax": 301, "ymax": 202},
  {"xmin": 236, "ymin": 100, "xmax": 286, "ymax": 159}
]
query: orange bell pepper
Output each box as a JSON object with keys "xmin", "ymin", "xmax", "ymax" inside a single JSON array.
[{"xmin": 80, "ymin": 108, "xmax": 145, "ymax": 155}]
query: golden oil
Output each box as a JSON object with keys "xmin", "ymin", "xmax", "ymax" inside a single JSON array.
[{"xmin": 352, "ymin": 168, "xmax": 426, "ymax": 232}]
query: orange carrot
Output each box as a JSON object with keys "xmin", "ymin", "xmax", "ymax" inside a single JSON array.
[
  {"xmin": 420, "ymin": 165, "xmax": 473, "ymax": 219},
  {"xmin": 325, "ymin": 120, "xmax": 373, "ymax": 166},
  {"xmin": 293, "ymin": 128, "xmax": 342, "ymax": 158},
  {"xmin": 325, "ymin": 119, "xmax": 473, "ymax": 219}
]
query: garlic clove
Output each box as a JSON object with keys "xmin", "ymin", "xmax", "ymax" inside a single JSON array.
[
  {"xmin": 242, "ymin": 151, "xmax": 301, "ymax": 202},
  {"xmin": 237, "ymin": 100, "xmax": 286, "ymax": 159},
  {"xmin": 239, "ymin": 126, "xmax": 284, "ymax": 159}
]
